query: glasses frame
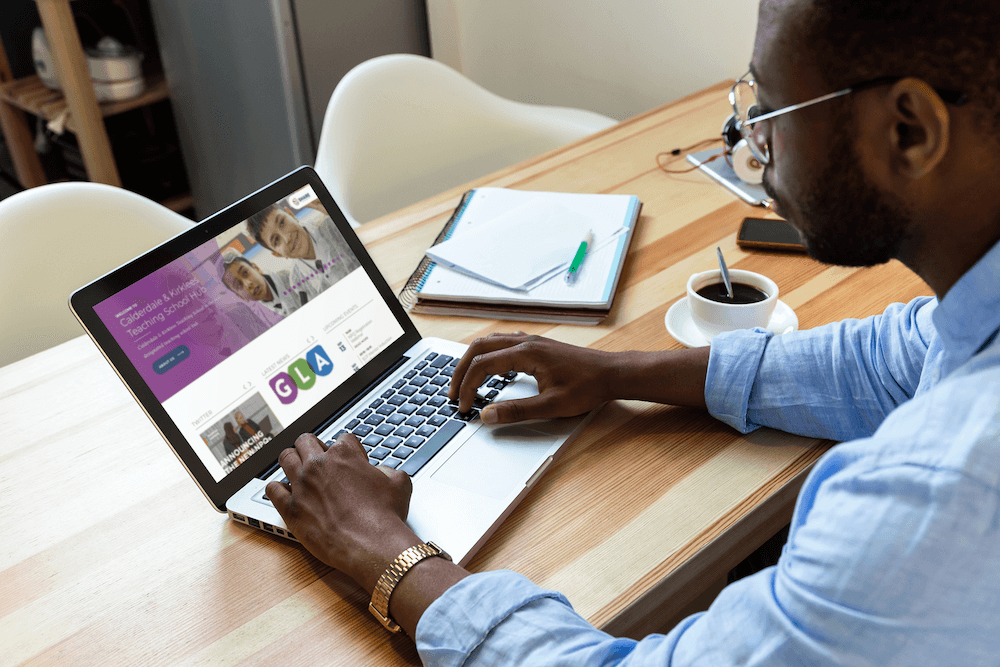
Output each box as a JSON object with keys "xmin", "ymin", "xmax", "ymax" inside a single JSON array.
[{"xmin": 729, "ymin": 70, "xmax": 967, "ymax": 164}]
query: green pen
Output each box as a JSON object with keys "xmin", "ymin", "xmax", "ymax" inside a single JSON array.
[{"xmin": 565, "ymin": 229, "xmax": 594, "ymax": 284}]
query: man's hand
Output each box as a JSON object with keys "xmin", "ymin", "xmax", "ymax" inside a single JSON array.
[
  {"xmin": 449, "ymin": 332, "xmax": 620, "ymax": 424},
  {"xmin": 265, "ymin": 432, "xmax": 421, "ymax": 593}
]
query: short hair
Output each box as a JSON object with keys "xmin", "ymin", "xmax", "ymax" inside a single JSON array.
[
  {"xmin": 246, "ymin": 204, "xmax": 281, "ymax": 250},
  {"xmin": 803, "ymin": 0, "xmax": 1000, "ymax": 138},
  {"xmin": 220, "ymin": 250, "xmax": 254, "ymax": 293}
]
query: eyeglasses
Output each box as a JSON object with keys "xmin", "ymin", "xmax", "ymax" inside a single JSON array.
[{"xmin": 730, "ymin": 70, "xmax": 967, "ymax": 165}]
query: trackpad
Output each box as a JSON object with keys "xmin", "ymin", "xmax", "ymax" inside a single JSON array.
[{"xmin": 431, "ymin": 425, "xmax": 559, "ymax": 500}]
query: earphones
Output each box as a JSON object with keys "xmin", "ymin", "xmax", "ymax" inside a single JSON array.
[{"xmin": 721, "ymin": 114, "xmax": 764, "ymax": 185}]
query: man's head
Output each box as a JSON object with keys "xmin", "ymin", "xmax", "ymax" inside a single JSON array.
[
  {"xmin": 246, "ymin": 204, "xmax": 315, "ymax": 260},
  {"xmin": 751, "ymin": 0, "xmax": 1000, "ymax": 280},
  {"xmin": 221, "ymin": 254, "xmax": 273, "ymax": 303},
  {"xmin": 234, "ymin": 411, "xmax": 246, "ymax": 425}
]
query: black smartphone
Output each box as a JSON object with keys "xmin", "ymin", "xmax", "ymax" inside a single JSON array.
[{"xmin": 737, "ymin": 217, "xmax": 808, "ymax": 252}]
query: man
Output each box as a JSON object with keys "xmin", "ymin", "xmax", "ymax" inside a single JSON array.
[
  {"xmin": 265, "ymin": 1, "xmax": 1000, "ymax": 664},
  {"xmin": 220, "ymin": 252, "xmax": 310, "ymax": 318},
  {"xmin": 245, "ymin": 202, "xmax": 360, "ymax": 296}
]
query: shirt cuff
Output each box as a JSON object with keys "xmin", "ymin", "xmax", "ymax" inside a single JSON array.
[
  {"xmin": 415, "ymin": 570, "xmax": 571, "ymax": 666},
  {"xmin": 705, "ymin": 327, "xmax": 773, "ymax": 433}
]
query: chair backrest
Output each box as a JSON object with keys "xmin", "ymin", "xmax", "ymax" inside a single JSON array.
[
  {"xmin": 313, "ymin": 54, "xmax": 617, "ymax": 227},
  {"xmin": 0, "ymin": 182, "xmax": 193, "ymax": 367}
]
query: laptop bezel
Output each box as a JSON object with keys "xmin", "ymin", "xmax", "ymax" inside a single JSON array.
[{"xmin": 70, "ymin": 166, "xmax": 422, "ymax": 511}]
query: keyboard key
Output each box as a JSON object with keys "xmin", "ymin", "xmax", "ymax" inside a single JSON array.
[
  {"xmin": 369, "ymin": 457, "xmax": 380, "ymax": 466},
  {"xmin": 387, "ymin": 395, "xmax": 406, "ymax": 406},
  {"xmin": 356, "ymin": 408, "xmax": 372, "ymax": 419},
  {"xmin": 441, "ymin": 367, "xmax": 454, "ymax": 377},
  {"xmin": 415, "ymin": 425, "xmax": 436, "ymax": 437},
  {"xmin": 416, "ymin": 405, "xmax": 435, "ymax": 417},
  {"xmin": 455, "ymin": 409, "xmax": 479, "ymax": 421},
  {"xmin": 394, "ymin": 426, "xmax": 415, "ymax": 438},
  {"xmin": 419, "ymin": 385, "xmax": 437, "ymax": 395},
  {"xmin": 448, "ymin": 357, "xmax": 459, "ymax": 367},
  {"xmin": 383, "ymin": 435, "xmax": 404, "ymax": 449},
  {"xmin": 387, "ymin": 413, "xmax": 406, "ymax": 425},
  {"xmin": 404, "ymin": 370, "xmax": 417, "ymax": 379},
  {"xmin": 408, "ymin": 394, "xmax": 428, "ymax": 405},
  {"xmin": 404, "ymin": 436, "xmax": 426, "ymax": 449},
  {"xmin": 374, "ymin": 424, "xmax": 395, "ymax": 436},
  {"xmin": 409, "ymin": 376, "xmax": 429, "ymax": 387},
  {"xmin": 430, "ymin": 354, "xmax": 453, "ymax": 368},
  {"xmin": 370, "ymin": 398, "xmax": 384, "ymax": 408},
  {"xmin": 364, "ymin": 414, "xmax": 384, "ymax": 426},
  {"xmin": 487, "ymin": 378, "xmax": 500, "ymax": 388},
  {"xmin": 376, "ymin": 404, "xmax": 395, "ymax": 416},
  {"xmin": 382, "ymin": 457, "xmax": 403, "ymax": 469},
  {"xmin": 485, "ymin": 389, "xmax": 499, "ymax": 400},
  {"xmin": 393, "ymin": 379, "xmax": 406, "ymax": 389},
  {"xmin": 370, "ymin": 446, "xmax": 391, "ymax": 460},
  {"xmin": 427, "ymin": 415, "xmax": 447, "ymax": 427},
  {"xmin": 346, "ymin": 419, "xmax": 361, "ymax": 430},
  {"xmin": 424, "ymin": 352, "xmax": 438, "ymax": 361},
  {"xmin": 405, "ymin": 416, "xmax": 425, "ymax": 427},
  {"xmin": 399, "ymin": 385, "xmax": 418, "ymax": 396},
  {"xmin": 438, "ymin": 405, "xmax": 457, "ymax": 417},
  {"xmin": 428, "ymin": 395, "xmax": 447, "ymax": 407},
  {"xmin": 352, "ymin": 424, "xmax": 373, "ymax": 436},
  {"xmin": 397, "ymin": 403, "xmax": 417, "ymax": 416},
  {"xmin": 505, "ymin": 371, "xmax": 517, "ymax": 380},
  {"xmin": 363, "ymin": 444, "xmax": 373, "ymax": 453},
  {"xmin": 392, "ymin": 445, "xmax": 414, "ymax": 460},
  {"xmin": 420, "ymin": 367, "xmax": 437, "ymax": 377},
  {"xmin": 363, "ymin": 435, "xmax": 384, "ymax": 447},
  {"xmin": 400, "ymin": 420, "xmax": 465, "ymax": 476},
  {"xmin": 430, "ymin": 376, "xmax": 449, "ymax": 386},
  {"xmin": 437, "ymin": 386, "xmax": 451, "ymax": 396},
  {"xmin": 415, "ymin": 361, "xmax": 428, "ymax": 369}
]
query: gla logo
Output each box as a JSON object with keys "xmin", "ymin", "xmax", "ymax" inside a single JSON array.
[{"xmin": 269, "ymin": 345, "xmax": 333, "ymax": 404}]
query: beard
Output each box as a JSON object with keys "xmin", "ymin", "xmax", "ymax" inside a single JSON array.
[{"xmin": 765, "ymin": 108, "xmax": 916, "ymax": 267}]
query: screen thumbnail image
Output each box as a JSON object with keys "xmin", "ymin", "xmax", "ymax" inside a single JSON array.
[{"xmin": 199, "ymin": 393, "xmax": 283, "ymax": 475}]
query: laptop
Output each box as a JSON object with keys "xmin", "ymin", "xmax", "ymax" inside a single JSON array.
[{"xmin": 70, "ymin": 166, "xmax": 592, "ymax": 566}]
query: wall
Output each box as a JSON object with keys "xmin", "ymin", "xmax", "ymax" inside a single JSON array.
[{"xmin": 427, "ymin": 0, "xmax": 758, "ymax": 120}]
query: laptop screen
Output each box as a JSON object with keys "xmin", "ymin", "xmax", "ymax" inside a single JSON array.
[{"xmin": 73, "ymin": 168, "xmax": 420, "ymax": 508}]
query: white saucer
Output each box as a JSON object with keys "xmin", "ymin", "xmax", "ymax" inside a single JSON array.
[{"xmin": 665, "ymin": 297, "xmax": 799, "ymax": 348}]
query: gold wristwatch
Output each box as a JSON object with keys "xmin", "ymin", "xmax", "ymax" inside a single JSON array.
[{"xmin": 369, "ymin": 541, "xmax": 452, "ymax": 633}]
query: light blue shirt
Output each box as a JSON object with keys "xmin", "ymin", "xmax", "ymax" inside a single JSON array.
[{"xmin": 415, "ymin": 239, "xmax": 1000, "ymax": 666}]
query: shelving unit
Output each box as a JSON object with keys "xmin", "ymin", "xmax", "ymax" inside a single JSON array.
[{"xmin": 0, "ymin": 0, "xmax": 192, "ymax": 212}]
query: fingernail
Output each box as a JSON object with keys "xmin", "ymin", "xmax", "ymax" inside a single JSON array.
[{"xmin": 481, "ymin": 406, "xmax": 497, "ymax": 424}]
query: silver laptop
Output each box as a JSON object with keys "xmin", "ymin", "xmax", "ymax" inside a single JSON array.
[{"xmin": 70, "ymin": 167, "xmax": 591, "ymax": 565}]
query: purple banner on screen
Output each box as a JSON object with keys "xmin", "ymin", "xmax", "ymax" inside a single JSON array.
[{"xmin": 94, "ymin": 238, "xmax": 283, "ymax": 402}]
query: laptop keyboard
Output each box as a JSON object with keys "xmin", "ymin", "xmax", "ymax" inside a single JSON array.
[
  {"xmin": 261, "ymin": 351, "xmax": 515, "ymax": 505},
  {"xmin": 330, "ymin": 351, "xmax": 514, "ymax": 475}
]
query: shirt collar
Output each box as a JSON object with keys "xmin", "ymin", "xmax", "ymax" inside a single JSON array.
[{"xmin": 932, "ymin": 237, "xmax": 1000, "ymax": 361}]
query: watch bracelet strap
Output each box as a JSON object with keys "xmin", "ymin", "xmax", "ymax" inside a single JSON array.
[{"xmin": 369, "ymin": 541, "xmax": 451, "ymax": 633}]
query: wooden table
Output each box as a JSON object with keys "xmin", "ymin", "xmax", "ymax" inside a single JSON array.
[{"xmin": 0, "ymin": 82, "xmax": 931, "ymax": 665}]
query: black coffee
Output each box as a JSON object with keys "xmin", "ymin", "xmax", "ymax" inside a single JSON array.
[{"xmin": 696, "ymin": 282, "xmax": 768, "ymax": 304}]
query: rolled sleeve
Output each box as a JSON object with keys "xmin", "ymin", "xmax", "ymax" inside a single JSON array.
[{"xmin": 705, "ymin": 327, "xmax": 773, "ymax": 433}]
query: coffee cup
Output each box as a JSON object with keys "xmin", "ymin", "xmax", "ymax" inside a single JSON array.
[{"xmin": 686, "ymin": 269, "xmax": 779, "ymax": 340}]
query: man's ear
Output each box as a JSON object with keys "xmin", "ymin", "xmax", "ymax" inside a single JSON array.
[{"xmin": 887, "ymin": 78, "xmax": 950, "ymax": 179}]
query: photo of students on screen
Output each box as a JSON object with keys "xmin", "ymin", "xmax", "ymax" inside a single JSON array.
[
  {"xmin": 219, "ymin": 250, "xmax": 314, "ymax": 318},
  {"xmin": 245, "ymin": 197, "xmax": 361, "ymax": 296}
]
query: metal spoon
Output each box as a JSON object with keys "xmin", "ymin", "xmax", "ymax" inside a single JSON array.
[{"xmin": 716, "ymin": 246, "xmax": 734, "ymax": 299}]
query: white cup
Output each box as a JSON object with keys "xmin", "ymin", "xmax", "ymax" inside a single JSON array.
[{"xmin": 686, "ymin": 269, "xmax": 779, "ymax": 340}]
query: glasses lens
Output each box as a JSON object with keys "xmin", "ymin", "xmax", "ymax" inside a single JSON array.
[
  {"xmin": 731, "ymin": 81, "xmax": 758, "ymax": 124},
  {"xmin": 740, "ymin": 121, "xmax": 770, "ymax": 164}
]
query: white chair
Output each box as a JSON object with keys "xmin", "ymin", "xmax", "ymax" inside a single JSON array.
[
  {"xmin": 0, "ymin": 182, "xmax": 193, "ymax": 367},
  {"xmin": 313, "ymin": 54, "xmax": 618, "ymax": 228}
]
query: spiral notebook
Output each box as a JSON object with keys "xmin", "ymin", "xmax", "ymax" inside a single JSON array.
[{"xmin": 399, "ymin": 188, "xmax": 642, "ymax": 325}]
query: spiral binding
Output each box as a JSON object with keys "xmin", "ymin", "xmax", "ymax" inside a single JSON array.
[{"xmin": 398, "ymin": 189, "xmax": 477, "ymax": 310}]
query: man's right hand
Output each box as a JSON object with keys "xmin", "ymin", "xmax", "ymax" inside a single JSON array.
[
  {"xmin": 448, "ymin": 332, "xmax": 712, "ymax": 424},
  {"xmin": 448, "ymin": 333, "xmax": 620, "ymax": 424}
]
